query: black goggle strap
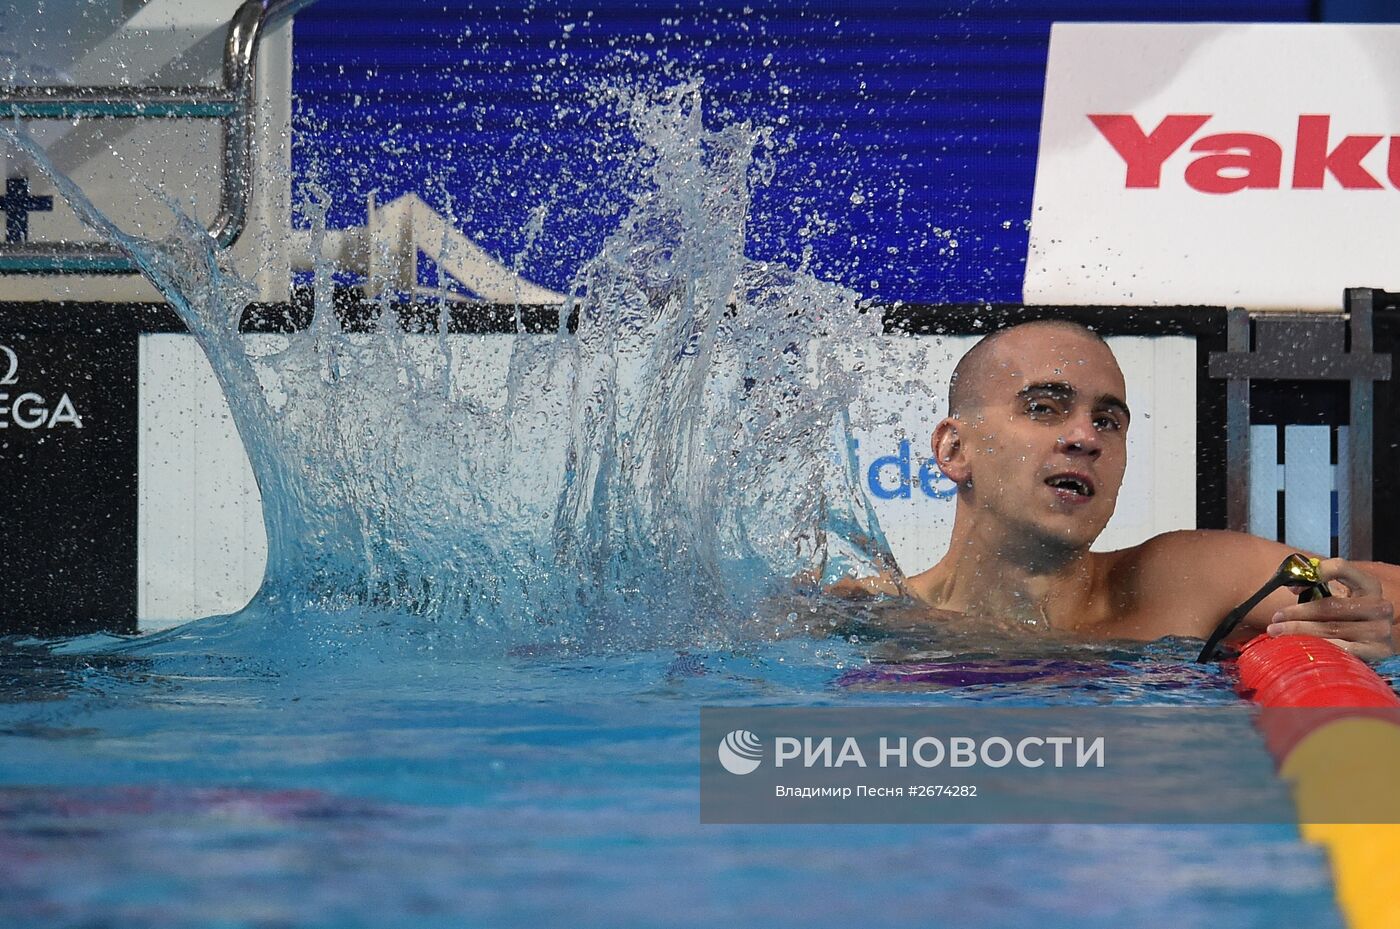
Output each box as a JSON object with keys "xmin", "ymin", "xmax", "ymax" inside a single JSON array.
[
  {"xmin": 1196, "ymin": 576, "xmax": 1288, "ymax": 663},
  {"xmin": 1299, "ymin": 581, "xmax": 1332, "ymax": 603},
  {"xmin": 1196, "ymin": 556, "xmax": 1333, "ymax": 664}
]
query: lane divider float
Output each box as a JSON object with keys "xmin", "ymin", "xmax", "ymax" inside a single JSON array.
[{"xmin": 1234, "ymin": 635, "xmax": 1400, "ymax": 929}]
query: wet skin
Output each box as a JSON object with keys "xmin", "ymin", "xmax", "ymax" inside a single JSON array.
[{"xmin": 844, "ymin": 322, "xmax": 1400, "ymax": 661}]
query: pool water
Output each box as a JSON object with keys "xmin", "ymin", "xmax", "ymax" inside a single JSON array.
[{"xmin": 1, "ymin": 608, "xmax": 1379, "ymax": 929}]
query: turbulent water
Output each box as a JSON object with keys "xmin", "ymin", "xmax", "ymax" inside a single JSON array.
[{"xmin": 5, "ymin": 82, "xmax": 915, "ymax": 653}]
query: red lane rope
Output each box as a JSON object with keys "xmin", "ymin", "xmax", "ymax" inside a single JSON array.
[
  {"xmin": 1233, "ymin": 635, "xmax": 1400, "ymax": 763},
  {"xmin": 1235, "ymin": 636, "xmax": 1400, "ymax": 709}
]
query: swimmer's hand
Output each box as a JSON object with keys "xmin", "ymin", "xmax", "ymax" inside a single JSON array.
[{"xmin": 1266, "ymin": 558, "xmax": 1396, "ymax": 661}]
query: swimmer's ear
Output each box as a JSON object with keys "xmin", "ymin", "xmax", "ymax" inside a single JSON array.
[{"xmin": 933, "ymin": 418, "xmax": 970, "ymax": 485}]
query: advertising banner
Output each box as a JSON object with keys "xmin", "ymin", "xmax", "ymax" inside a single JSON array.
[
  {"xmin": 1025, "ymin": 23, "xmax": 1400, "ymax": 309},
  {"xmin": 0, "ymin": 325, "xmax": 137, "ymax": 635}
]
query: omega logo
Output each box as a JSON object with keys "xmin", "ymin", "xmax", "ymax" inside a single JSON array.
[{"xmin": 0, "ymin": 344, "xmax": 84, "ymax": 430}]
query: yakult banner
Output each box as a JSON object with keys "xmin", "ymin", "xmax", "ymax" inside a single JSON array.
[{"xmin": 1025, "ymin": 24, "xmax": 1400, "ymax": 309}]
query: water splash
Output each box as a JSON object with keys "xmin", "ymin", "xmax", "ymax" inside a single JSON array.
[{"xmin": 3, "ymin": 80, "xmax": 898, "ymax": 652}]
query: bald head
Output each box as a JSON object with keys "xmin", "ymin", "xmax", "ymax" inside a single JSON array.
[{"xmin": 947, "ymin": 320, "xmax": 1111, "ymax": 418}]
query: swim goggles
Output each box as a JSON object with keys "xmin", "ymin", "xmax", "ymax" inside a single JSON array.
[{"xmin": 1195, "ymin": 553, "xmax": 1332, "ymax": 663}]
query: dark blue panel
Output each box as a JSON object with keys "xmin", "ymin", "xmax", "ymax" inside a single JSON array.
[
  {"xmin": 291, "ymin": 0, "xmax": 1311, "ymax": 302},
  {"xmin": 1318, "ymin": 0, "xmax": 1400, "ymax": 21}
]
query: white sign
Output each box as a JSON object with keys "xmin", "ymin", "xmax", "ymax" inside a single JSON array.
[{"xmin": 1025, "ymin": 23, "xmax": 1400, "ymax": 309}]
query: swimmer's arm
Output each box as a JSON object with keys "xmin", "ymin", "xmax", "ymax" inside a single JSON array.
[
  {"xmin": 822, "ymin": 543, "xmax": 908, "ymax": 599},
  {"xmin": 798, "ymin": 529, "xmax": 907, "ymax": 599},
  {"xmin": 1130, "ymin": 530, "xmax": 1397, "ymax": 658},
  {"xmin": 826, "ymin": 572, "xmax": 904, "ymax": 599}
]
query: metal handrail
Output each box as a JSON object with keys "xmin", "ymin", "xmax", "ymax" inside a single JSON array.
[{"xmin": 0, "ymin": 0, "xmax": 309, "ymax": 274}]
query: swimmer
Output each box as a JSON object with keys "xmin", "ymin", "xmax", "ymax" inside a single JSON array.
[{"xmin": 834, "ymin": 320, "xmax": 1399, "ymax": 660}]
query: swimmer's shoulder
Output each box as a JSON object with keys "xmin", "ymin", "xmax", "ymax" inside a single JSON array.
[
  {"xmin": 1094, "ymin": 529, "xmax": 1300, "ymax": 638},
  {"xmin": 1104, "ymin": 529, "xmax": 1296, "ymax": 585}
]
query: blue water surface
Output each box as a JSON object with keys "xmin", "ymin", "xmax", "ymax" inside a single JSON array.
[{"xmin": 0, "ymin": 607, "xmax": 1369, "ymax": 929}]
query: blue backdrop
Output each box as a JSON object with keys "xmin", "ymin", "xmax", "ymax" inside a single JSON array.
[{"xmin": 292, "ymin": 1, "xmax": 1310, "ymax": 304}]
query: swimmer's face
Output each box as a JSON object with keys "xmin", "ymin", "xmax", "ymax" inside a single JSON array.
[{"xmin": 941, "ymin": 326, "xmax": 1130, "ymax": 550}]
